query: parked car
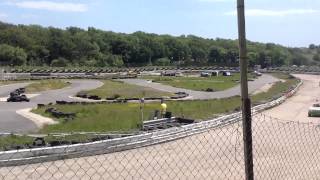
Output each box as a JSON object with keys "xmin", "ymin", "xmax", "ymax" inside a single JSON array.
[
  {"xmin": 222, "ymin": 71, "xmax": 232, "ymax": 76},
  {"xmin": 201, "ymin": 72, "xmax": 211, "ymax": 77},
  {"xmin": 308, "ymin": 104, "xmax": 320, "ymax": 117},
  {"xmin": 253, "ymin": 71, "xmax": 262, "ymax": 76}
]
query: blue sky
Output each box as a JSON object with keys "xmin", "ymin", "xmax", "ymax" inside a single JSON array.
[{"xmin": 0, "ymin": 0, "xmax": 319, "ymax": 47}]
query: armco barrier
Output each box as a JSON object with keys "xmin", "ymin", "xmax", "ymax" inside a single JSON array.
[{"xmin": 0, "ymin": 80, "xmax": 303, "ymax": 167}]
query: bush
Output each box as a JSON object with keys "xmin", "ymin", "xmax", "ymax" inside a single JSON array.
[
  {"xmin": 0, "ymin": 44, "xmax": 27, "ymax": 66},
  {"xmin": 51, "ymin": 57, "xmax": 69, "ymax": 67},
  {"xmin": 154, "ymin": 57, "xmax": 171, "ymax": 66}
]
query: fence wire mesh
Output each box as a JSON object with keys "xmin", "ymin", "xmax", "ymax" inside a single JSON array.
[{"xmin": 1, "ymin": 114, "xmax": 320, "ymax": 179}]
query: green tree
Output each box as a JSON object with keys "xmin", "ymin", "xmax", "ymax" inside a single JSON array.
[
  {"xmin": 313, "ymin": 54, "xmax": 320, "ymax": 62},
  {"xmin": 51, "ymin": 57, "xmax": 68, "ymax": 67},
  {"xmin": 208, "ymin": 46, "xmax": 225, "ymax": 64},
  {"xmin": 247, "ymin": 52, "xmax": 258, "ymax": 67},
  {"xmin": 0, "ymin": 44, "xmax": 27, "ymax": 66},
  {"xmin": 154, "ymin": 57, "xmax": 171, "ymax": 66}
]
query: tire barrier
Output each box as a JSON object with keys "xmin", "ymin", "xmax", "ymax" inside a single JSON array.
[
  {"xmin": 2, "ymin": 66, "xmax": 320, "ymax": 81},
  {"xmin": 45, "ymin": 107, "xmax": 76, "ymax": 119},
  {"xmin": 266, "ymin": 66, "xmax": 320, "ymax": 74},
  {"xmin": 8, "ymin": 65, "xmax": 320, "ymax": 75},
  {"xmin": 75, "ymin": 92, "xmax": 190, "ymax": 102},
  {"xmin": 9, "ymin": 66, "xmax": 242, "ymax": 74},
  {"xmin": 0, "ymin": 80, "xmax": 303, "ymax": 167},
  {"xmin": 170, "ymin": 92, "xmax": 189, "ymax": 99},
  {"xmin": 142, "ymin": 117, "xmax": 195, "ymax": 131},
  {"xmin": 56, "ymin": 100, "xmax": 128, "ymax": 105}
]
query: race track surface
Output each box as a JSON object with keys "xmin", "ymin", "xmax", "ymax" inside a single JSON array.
[
  {"xmin": 121, "ymin": 74, "xmax": 278, "ymax": 99},
  {"xmin": 0, "ymin": 80, "xmax": 103, "ymax": 133},
  {"xmin": 0, "ymin": 83, "xmax": 31, "ymax": 97},
  {"xmin": 262, "ymin": 74, "xmax": 320, "ymax": 123}
]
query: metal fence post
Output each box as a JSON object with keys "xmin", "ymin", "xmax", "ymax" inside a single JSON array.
[{"xmin": 237, "ymin": 0, "xmax": 254, "ymax": 180}]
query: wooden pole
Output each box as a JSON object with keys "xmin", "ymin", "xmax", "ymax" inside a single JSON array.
[{"xmin": 237, "ymin": 0, "xmax": 254, "ymax": 180}]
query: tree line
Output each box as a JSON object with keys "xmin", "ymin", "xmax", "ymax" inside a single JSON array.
[{"xmin": 0, "ymin": 21, "xmax": 316, "ymax": 68}]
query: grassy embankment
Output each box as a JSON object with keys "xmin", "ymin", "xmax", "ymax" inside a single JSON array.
[
  {"xmin": 32, "ymin": 73, "xmax": 298, "ymax": 133},
  {"xmin": 142, "ymin": 73, "xmax": 255, "ymax": 92},
  {"xmin": 0, "ymin": 79, "xmax": 69, "ymax": 92},
  {"xmin": 0, "ymin": 134, "xmax": 105, "ymax": 151},
  {"xmin": 25, "ymin": 79, "xmax": 70, "ymax": 93},
  {"xmin": 0, "ymin": 80, "xmax": 26, "ymax": 86},
  {"xmin": 252, "ymin": 73, "xmax": 299, "ymax": 102},
  {"xmin": 83, "ymin": 80, "xmax": 173, "ymax": 99},
  {"xmin": 0, "ymin": 81, "xmax": 10, "ymax": 86}
]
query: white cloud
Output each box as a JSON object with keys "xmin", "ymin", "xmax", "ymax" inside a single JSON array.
[
  {"xmin": 9, "ymin": 1, "xmax": 88, "ymax": 12},
  {"xmin": 225, "ymin": 9, "xmax": 319, "ymax": 17},
  {"xmin": 20, "ymin": 14, "xmax": 38, "ymax": 19},
  {"xmin": 0, "ymin": 13, "xmax": 8, "ymax": 19}
]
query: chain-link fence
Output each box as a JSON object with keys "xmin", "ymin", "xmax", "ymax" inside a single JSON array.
[{"xmin": 1, "ymin": 114, "xmax": 320, "ymax": 179}]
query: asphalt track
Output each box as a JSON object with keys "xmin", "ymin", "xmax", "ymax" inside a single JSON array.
[
  {"xmin": 1, "ymin": 74, "xmax": 319, "ymax": 179},
  {"xmin": 121, "ymin": 74, "xmax": 278, "ymax": 99},
  {"xmin": 0, "ymin": 80, "xmax": 103, "ymax": 133},
  {"xmin": 262, "ymin": 74, "xmax": 320, "ymax": 123}
]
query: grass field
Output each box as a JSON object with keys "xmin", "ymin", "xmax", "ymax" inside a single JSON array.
[
  {"xmin": 0, "ymin": 81, "xmax": 10, "ymax": 86},
  {"xmin": 84, "ymin": 80, "xmax": 173, "ymax": 98},
  {"xmin": 142, "ymin": 73, "xmax": 255, "ymax": 91},
  {"xmin": 25, "ymin": 79, "xmax": 70, "ymax": 93},
  {"xmin": 33, "ymin": 97, "xmax": 241, "ymax": 133},
  {"xmin": 0, "ymin": 135, "xmax": 34, "ymax": 151},
  {"xmin": 0, "ymin": 134, "xmax": 107, "ymax": 151}
]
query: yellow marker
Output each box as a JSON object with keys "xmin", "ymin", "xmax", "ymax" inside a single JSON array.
[{"xmin": 161, "ymin": 103, "xmax": 167, "ymax": 116}]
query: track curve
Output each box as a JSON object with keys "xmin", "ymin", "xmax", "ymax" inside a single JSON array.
[
  {"xmin": 0, "ymin": 80, "xmax": 103, "ymax": 133},
  {"xmin": 121, "ymin": 74, "xmax": 278, "ymax": 99}
]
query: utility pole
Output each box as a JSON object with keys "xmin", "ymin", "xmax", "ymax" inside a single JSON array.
[{"xmin": 237, "ymin": 0, "xmax": 254, "ymax": 180}]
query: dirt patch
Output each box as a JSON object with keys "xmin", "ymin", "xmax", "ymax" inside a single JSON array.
[
  {"xmin": 16, "ymin": 108, "xmax": 57, "ymax": 128},
  {"xmin": 252, "ymin": 82, "xmax": 275, "ymax": 95}
]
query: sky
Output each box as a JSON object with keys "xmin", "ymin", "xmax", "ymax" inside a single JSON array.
[{"xmin": 0, "ymin": 0, "xmax": 319, "ymax": 47}]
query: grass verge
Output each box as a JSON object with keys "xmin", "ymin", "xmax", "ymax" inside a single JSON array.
[
  {"xmin": 25, "ymin": 79, "xmax": 70, "ymax": 93},
  {"xmin": 84, "ymin": 80, "xmax": 173, "ymax": 99},
  {"xmin": 0, "ymin": 134, "xmax": 110, "ymax": 151},
  {"xmin": 142, "ymin": 73, "xmax": 255, "ymax": 91}
]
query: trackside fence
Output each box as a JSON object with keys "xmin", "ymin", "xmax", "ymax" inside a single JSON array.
[{"xmin": 1, "ymin": 114, "xmax": 320, "ymax": 179}]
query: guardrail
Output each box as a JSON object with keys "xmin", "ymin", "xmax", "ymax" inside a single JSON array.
[
  {"xmin": 0, "ymin": 80, "xmax": 303, "ymax": 167},
  {"xmin": 6, "ymin": 65, "xmax": 320, "ymax": 74}
]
